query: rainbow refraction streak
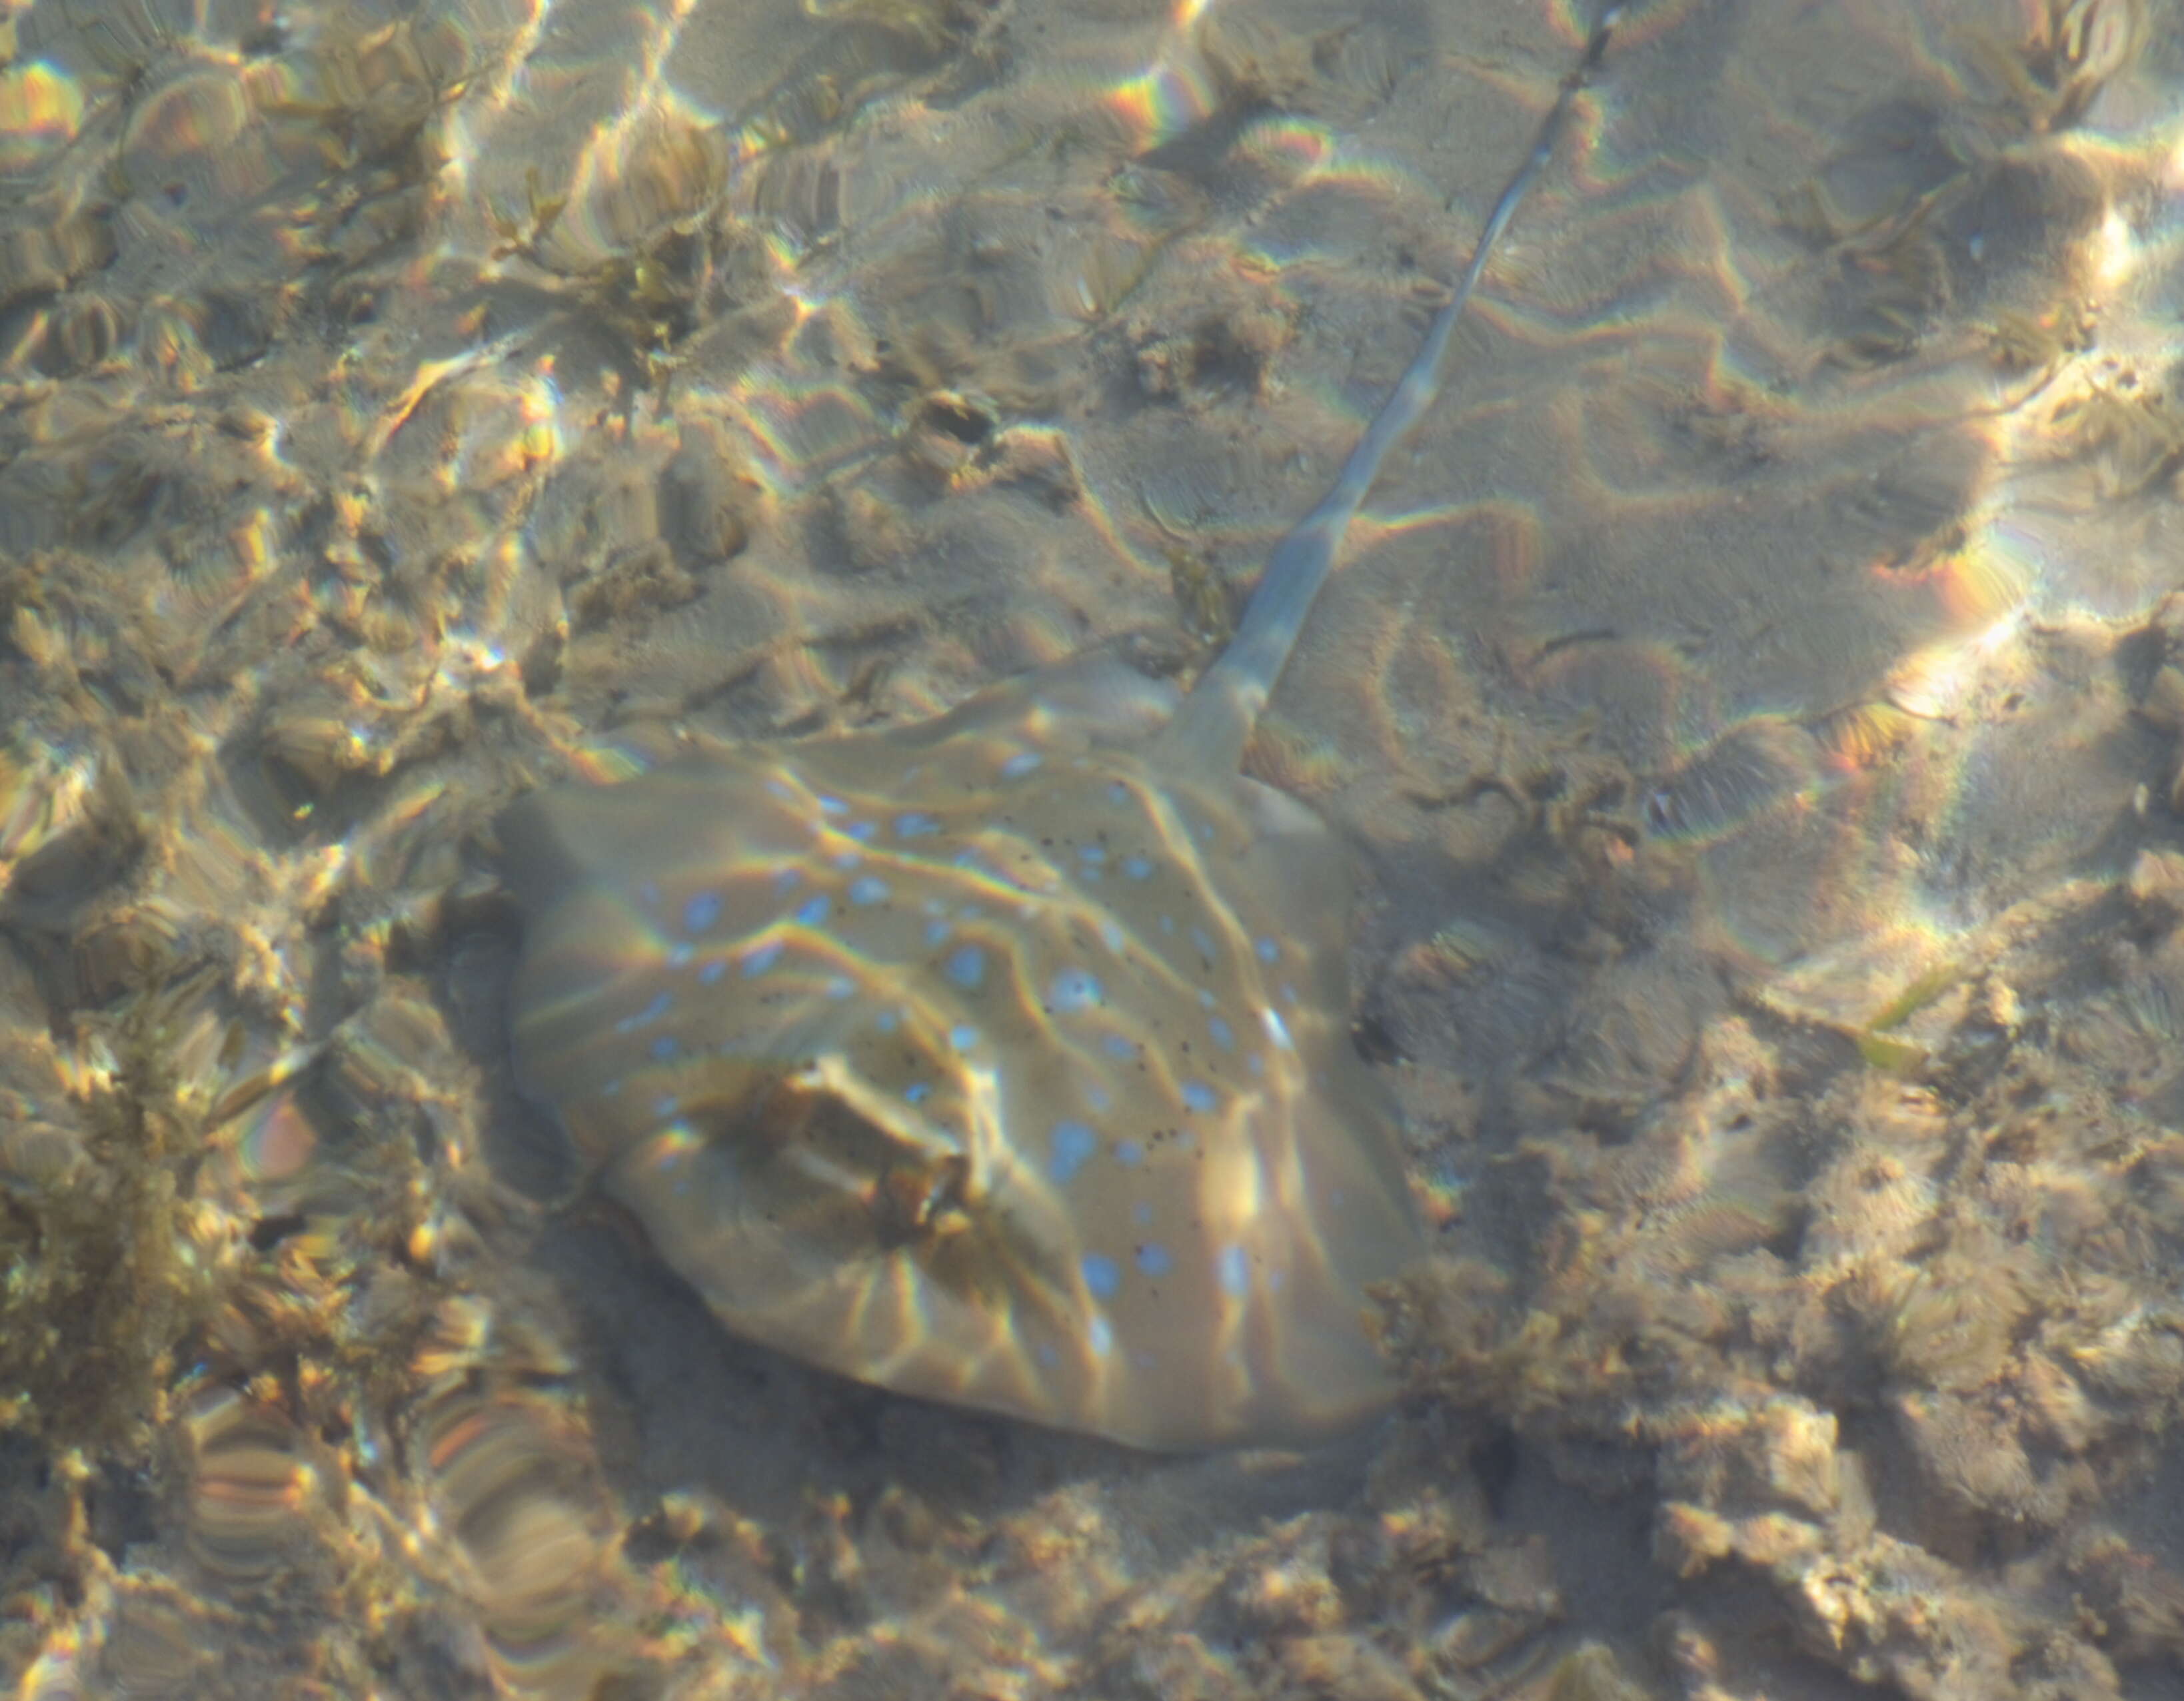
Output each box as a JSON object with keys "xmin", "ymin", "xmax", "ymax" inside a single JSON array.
[{"xmin": 499, "ymin": 13, "xmax": 1620, "ymax": 1450}]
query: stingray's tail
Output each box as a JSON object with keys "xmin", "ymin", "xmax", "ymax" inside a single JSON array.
[{"xmin": 1157, "ymin": 6, "xmax": 1624, "ymax": 776}]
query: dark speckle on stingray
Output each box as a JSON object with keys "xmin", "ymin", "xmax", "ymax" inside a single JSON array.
[{"xmin": 497, "ymin": 13, "xmax": 1621, "ymax": 1450}]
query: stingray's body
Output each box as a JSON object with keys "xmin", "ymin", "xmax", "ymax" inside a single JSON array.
[
  {"xmin": 502, "ymin": 657, "xmax": 1414, "ymax": 1448},
  {"xmin": 500, "ymin": 15, "xmax": 1616, "ymax": 1450}
]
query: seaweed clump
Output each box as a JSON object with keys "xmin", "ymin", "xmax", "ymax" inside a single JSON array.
[{"xmin": 0, "ymin": 976, "xmax": 231, "ymax": 1458}]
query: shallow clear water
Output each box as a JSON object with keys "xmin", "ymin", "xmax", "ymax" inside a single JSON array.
[{"xmin": 3, "ymin": 1, "xmax": 2184, "ymax": 1695}]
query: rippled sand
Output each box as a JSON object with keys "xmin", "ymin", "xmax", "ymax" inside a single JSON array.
[{"xmin": 3, "ymin": 0, "xmax": 2184, "ymax": 1695}]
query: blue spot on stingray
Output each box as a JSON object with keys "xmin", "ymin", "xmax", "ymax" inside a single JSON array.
[
  {"xmin": 616, "ymin": 991, "xmax": 673, "ymax": 1032},
  {"xmin": 1136, "ymin": 1243, "xmax": 1173, "ymax": 1277},
  {"xmin": 1190, "ymin": 925, "xmax": 1218, "ymax": 961},
  {"xmin": 1256, "ymin": 935, "xmax": 1281, "ymax": 963},
  {"xmin": 653, "ymin": 1093, "xmax": 678, "ymax": 1117},
  {"xmin": 765, "ymin": 778, "xmax": 795, "ymax": 802},
  {"xmin": 1101, "ymin": 1033, "xmax": 1135, "ymax": 1061},
  {"xmin": 1001, "ymin": 751, "xmax": 1043, "ymax": 778},
  {"xmin": 1114, "ymin": 1138, "xmax": 1145, "ymax": 1167},
  {"xmin": 796, "ymin": 895, "xmax": 831, "ymax": 926},
  {"xmin": 895, "ymin": 813, "xmax": 940, "ymax": 838},
  {"xmin": 924, "ymin": 919, "xmax": 952, "ymax": 946},
  {"xmin": 650, "ymin": 1035, "xmax": 679, "ymax": 1061},
  {"xmin": 683, "ymin": 891, "xmax": 723, "ymax": 933},
  {"xmin": 1086, "ymin": 1083, "xmax": 1113, "ymax": 1113},
  {"xmin": 773, "ymin": 866, "xmax": 803, "ymax": 891},
  {"xmin": 850, "ymin": 875, "xmax": 890, "ymax": 905},
  {"xmin": 1100, "ymin": 920, "xmax": 1126, "ymax": 952},
  {"xmin": 832, "ymin": 850, "xmax": 862, "ymax": 870},
  {"xmin": 1087, "ymin": 1314, "xmax": 1114, "ymax": 1357},
  {"xmin": 1050, "ymin": 969, "xmax": 1102, "ymax": 1012},
  {"xmin": 949, "ymin": 1023, "xmax": 979, "ymax": 1052},
  {"xmin": 905, "ymin": 1082, "xmax": 932, "ymax": 1105},
  {"xmin": 1122, "ymin": 855, "xmax": 1154, "ymax": 879},
  {"xmin": 845, "ymin": 820, "xmax": 877, "ymax": 841},
  {"xmin": 1180, "ymin": 1080, "xmax": 1217, "ymax": 1113},
  {"xmin": 945, "ymin": 946, "xmax": 986, "ymax": 991},
  {"xmin": 1208, "ymin": 1016, "xmax": 1236, "ymax": 1049},
  {"xmin": 666, "ymin": 942, "xmax": 694, "ymax": 967},
  {"xmin": 1082, "ymin": 1253, "xmax": 1120, "ymax": 1299},
  {"xmin": 1048, "ymin": 1121, "xmax": 1098, "ymax": 1184},
  {"xmin": 875, "ymin": 1009, "xmax": 901, "ymax": 1034},
  {"xmin": 1217, "ymin": 1244, "xmax": 1249, "ymax": 1297},
  {"xmin": 826, "ymin": 976, "xmax": 854, "ymax": 999},
  {"xmin": 1108, "ymin": 782, "xmax": 1130, "ymax": 805},
  {"xmin": 697, "ymin": 958, "xmax": 728, "ymax": 985},
  {"xmin": 741, "ymin": 941, "xmax": 784, "ymax": 977},
  {"xmin": 818, "ymin": 794, "xmax": 848, "ymax": 814},
  {"xmin": 1078, "ymin": 844, "xmax": 1107, "ymax": 865}
]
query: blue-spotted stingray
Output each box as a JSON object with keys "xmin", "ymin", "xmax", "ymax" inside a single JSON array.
[{"xmin": 499, "ymin": 15, "xmax": 1618, "ymax": 1449}]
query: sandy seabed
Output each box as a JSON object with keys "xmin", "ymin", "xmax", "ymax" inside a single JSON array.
[{"xmin": 3, "ymin": 0, "xmax": 2184, "ymax": 1696}]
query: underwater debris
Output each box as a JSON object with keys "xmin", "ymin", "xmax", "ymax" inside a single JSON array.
[
  {"xmin": 1164, "ymin": 536, "xmax": 1240, "ymax": 651},
  {"xmin": 900, "ymin": 387, "xmax": 999, "ymax": 480},
  {"xmin": 2049, "ymin": 360, "xmax": 2184, "ymax": 497},
  {"xmin": 1981, "ymin": 298, "xmax": 2096, "ymax": 375},
  {"xmin": 1975, "ymin": 0, "xmax": 2146, "ymax": 135}
]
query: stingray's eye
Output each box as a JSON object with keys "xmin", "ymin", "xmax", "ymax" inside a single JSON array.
[
  {"xmin": 874, "ymin": 1152, "xmax": 972, "ymax": 1247},
  {"xmin": 743, "ymin": 1065, "xmax": 976, "ymax": 1233}
]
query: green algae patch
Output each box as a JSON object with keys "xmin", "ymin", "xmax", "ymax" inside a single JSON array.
[{"xmin": 1853, "ymin": 1029, "xmax": 1929, "ymax": 1074}]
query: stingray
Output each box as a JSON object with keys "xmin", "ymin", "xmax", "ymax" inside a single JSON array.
[{"xmin": 497, "ymin": 13, "xmax": 1620, "ymax": 1450}]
